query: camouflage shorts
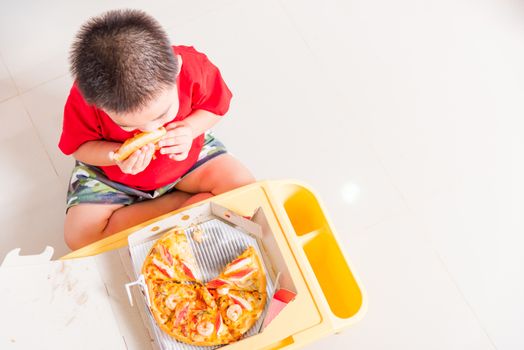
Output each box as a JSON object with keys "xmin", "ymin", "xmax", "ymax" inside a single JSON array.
[{"xmin": 66, "ymin": 132, "xmax": 226, "ymax": 211}]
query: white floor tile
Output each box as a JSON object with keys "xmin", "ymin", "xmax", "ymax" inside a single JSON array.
[
  {"xmin": 169, "ymin": 0, "xmax": 406, "ymax": 232},
  {"xmin": 0, "ymin": 179, "xmax": 68, "ymax": 261},
  {"xmin": 305, "ymin": 210, "xmax": 495, "ymax": 350},
  {"xmin": 0, "ymin": 56, "xmax": 17, "ymax": 102},
  {"xmin": 20, "ymin": 75, "xmax": 75, "ymax": 187},
  {"xmin": 281, "ymin": 0, "xmax": 524, "ymax": 159},
  {"xmin": 0, "ymin": 97, "xmax": 68, "ymax": 260},
  {"xmin": 280, "ymin": 0, "xmax": 432, "ymax": 161},
  {"xmin": 414, "ymin": 176, "xmax": 524, "ymax": 350},
  {"xmin": 0, "ymin": 97, "xmax": 57, "ymax": 200}
]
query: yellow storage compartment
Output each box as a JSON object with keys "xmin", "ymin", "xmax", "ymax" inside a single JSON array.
[
  {"xmin": 302, "ymin": 229, "xmax": 362, "ymax": 319},
  {"xmin": 265, "ymin": 181, "xmax": 366, "ymax": 336},
  {"xmin": 63, "ymin": 180, "xmax": 366, "ymax": 349}
]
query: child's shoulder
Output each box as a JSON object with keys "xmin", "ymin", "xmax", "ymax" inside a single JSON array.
[
  {"xmin": 173, "ymin": 45, "xmax": 219, "ymax": 70},
  {"xmin": 173, "ymin": 45, "xmax": 219, "ymax": 79},
  {"xmin": 173, "ymin": 45, "xmax": 209, "ymax": 62},
  {"xmin": 66, "ymin": 82, "xmax": 92, "ymax": 109}
]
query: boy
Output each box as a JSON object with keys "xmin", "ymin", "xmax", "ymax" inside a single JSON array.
[{"xmin": 59, "ymin": 9, "xmax": 255, "ymax": 250}]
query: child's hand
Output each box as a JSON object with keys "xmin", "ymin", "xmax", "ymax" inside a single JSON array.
[
  {"xmin": 112, "ymin": 143, "xmax": 156, "ymax": 175},
  {"xmin": 158, "ymin": 121, "xmax": 194, "ymax": 161}
]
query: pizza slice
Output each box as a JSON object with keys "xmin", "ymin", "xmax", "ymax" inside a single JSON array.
[
  {"xmin": 161, "ymin": 285, "xmax": 235, "ymax": 345},
  {"xmin": 216, "ymin": 290, "xmax": 267, "ymax": 339},
  {"xmin": 145, "ymin": 280, "xmax": 199, "ymax": 328},
  {"xmin": 142, "ymin": 228, "xmax": 198, "ymax": 283},
  {"xmin": 183, "ymin": 305, "xmax": 236, "ymax": 345},
  {"xmin": 206, "ymin": 246, "xmax": 266, "ymax": 293},
  {"xmin": 149, "ymin": 282, "xmax": 210, "ymax": 344}
]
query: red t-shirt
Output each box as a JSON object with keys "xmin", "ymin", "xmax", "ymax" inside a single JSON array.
[{"xmin": 59, "ymin": 45, "xmax": 232, "ymax": 191}]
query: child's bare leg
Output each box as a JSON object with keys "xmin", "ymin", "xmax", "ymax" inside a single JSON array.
[
  {"xmin": 64, "ymin": 190, "xmax": 191, "ymax": 250},
  {"xmin": 175, "ymin": 154, "xmax": 255, "ymax": 206},
  {"xmin": 64, "ymin": 155, "xmax": 252, "ymax": 250},
  {"xmin": 103, "ymin": 190, "xmax": 191, "ymax": 234},
  {"xmin": 181, "ymin": 192, "xmax": 214, "ymax": 206},
  {"xmin": 64, "ymin": 203, "xmax": 123, "ymax": 250}
]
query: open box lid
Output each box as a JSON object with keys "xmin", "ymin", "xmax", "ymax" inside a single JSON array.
[{"xmin": 0, "ymin": 247, "xmax": 131, "ymax": 349}]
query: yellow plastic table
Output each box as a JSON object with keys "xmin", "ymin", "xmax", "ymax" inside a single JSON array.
[{"xmin": 62, "ymin": 180, "xmax": 367, "ymax": 350}]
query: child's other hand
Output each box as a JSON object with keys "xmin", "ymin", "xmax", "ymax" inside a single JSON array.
[
  {"xmin": 158, "ymin": 121, "xmax": 194, "ymax": 161},
  {"xmin": 111, "ymin": 143, "xmax": 155, "ymax": 175}
]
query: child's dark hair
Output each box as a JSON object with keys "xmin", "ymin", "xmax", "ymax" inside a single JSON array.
[{"xmin": 70, "ymin": 9, "xmax": 178, "ymax": 114}]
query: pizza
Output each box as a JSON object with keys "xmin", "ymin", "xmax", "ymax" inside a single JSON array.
[
  {"xmin": 142, "ymin": 228, "xmax": 267, "ymax": 346},
  {"xmin": 154, "ymin": 282, "xmax": 236, "ymax": 345},
  {"xmin": 146, "ymin": 281, "xmax": 198, "ymax": 326},
  {"xmin": 141, "ymin": 228, "xmax": 198, "ymax": 283},
  {"xmin": 206, "ymin": 246, "xmax": 266, "ymax": 293},
  {"xmin": 216, "ymin": 290, "xmax": 267, "ymax": 339}
]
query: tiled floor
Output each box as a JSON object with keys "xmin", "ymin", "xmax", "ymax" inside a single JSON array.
[{"xmin": 1, "ymin": 0, "xmax": 522, "ymax": 349}]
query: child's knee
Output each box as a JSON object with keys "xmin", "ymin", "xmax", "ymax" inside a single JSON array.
[
  {"xmin": 64, "ymin": 230, "xmax": 84, "ymax": 251},
  {"xmin": 64, "ymin": 221, "xmax": 88, "ymax": 251},
  {"xmin": 64, "ymin": 204, "xmax": 119, "ymax": 250}
]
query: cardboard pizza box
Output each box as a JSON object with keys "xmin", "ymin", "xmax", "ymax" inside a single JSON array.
[
  {"xmin": 123, "ymin": 201, "xmax": 298, "ymax": 349},
  {"xmin": 0, "ymin": 202, "xmax": 297, "ymax": 350}
]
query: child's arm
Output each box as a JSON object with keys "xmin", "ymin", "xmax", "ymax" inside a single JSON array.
[
  {"xmin": 158, "ymin": 109, "xmax": 221, "ymax": 161},
  {"xmin": 74, "ymin": 139, "xmax": 158, "ymax": 175},
  {"xmin": 182, "ymin": 109, "xmax": 222, "ymax": 135},
  {"xmin": 73, "ymin": 140, "xmax": 121, "ymax": 166},
  {"xmin": 74, "ymin": 109, "xmax": 220, "ymax": 166}
]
